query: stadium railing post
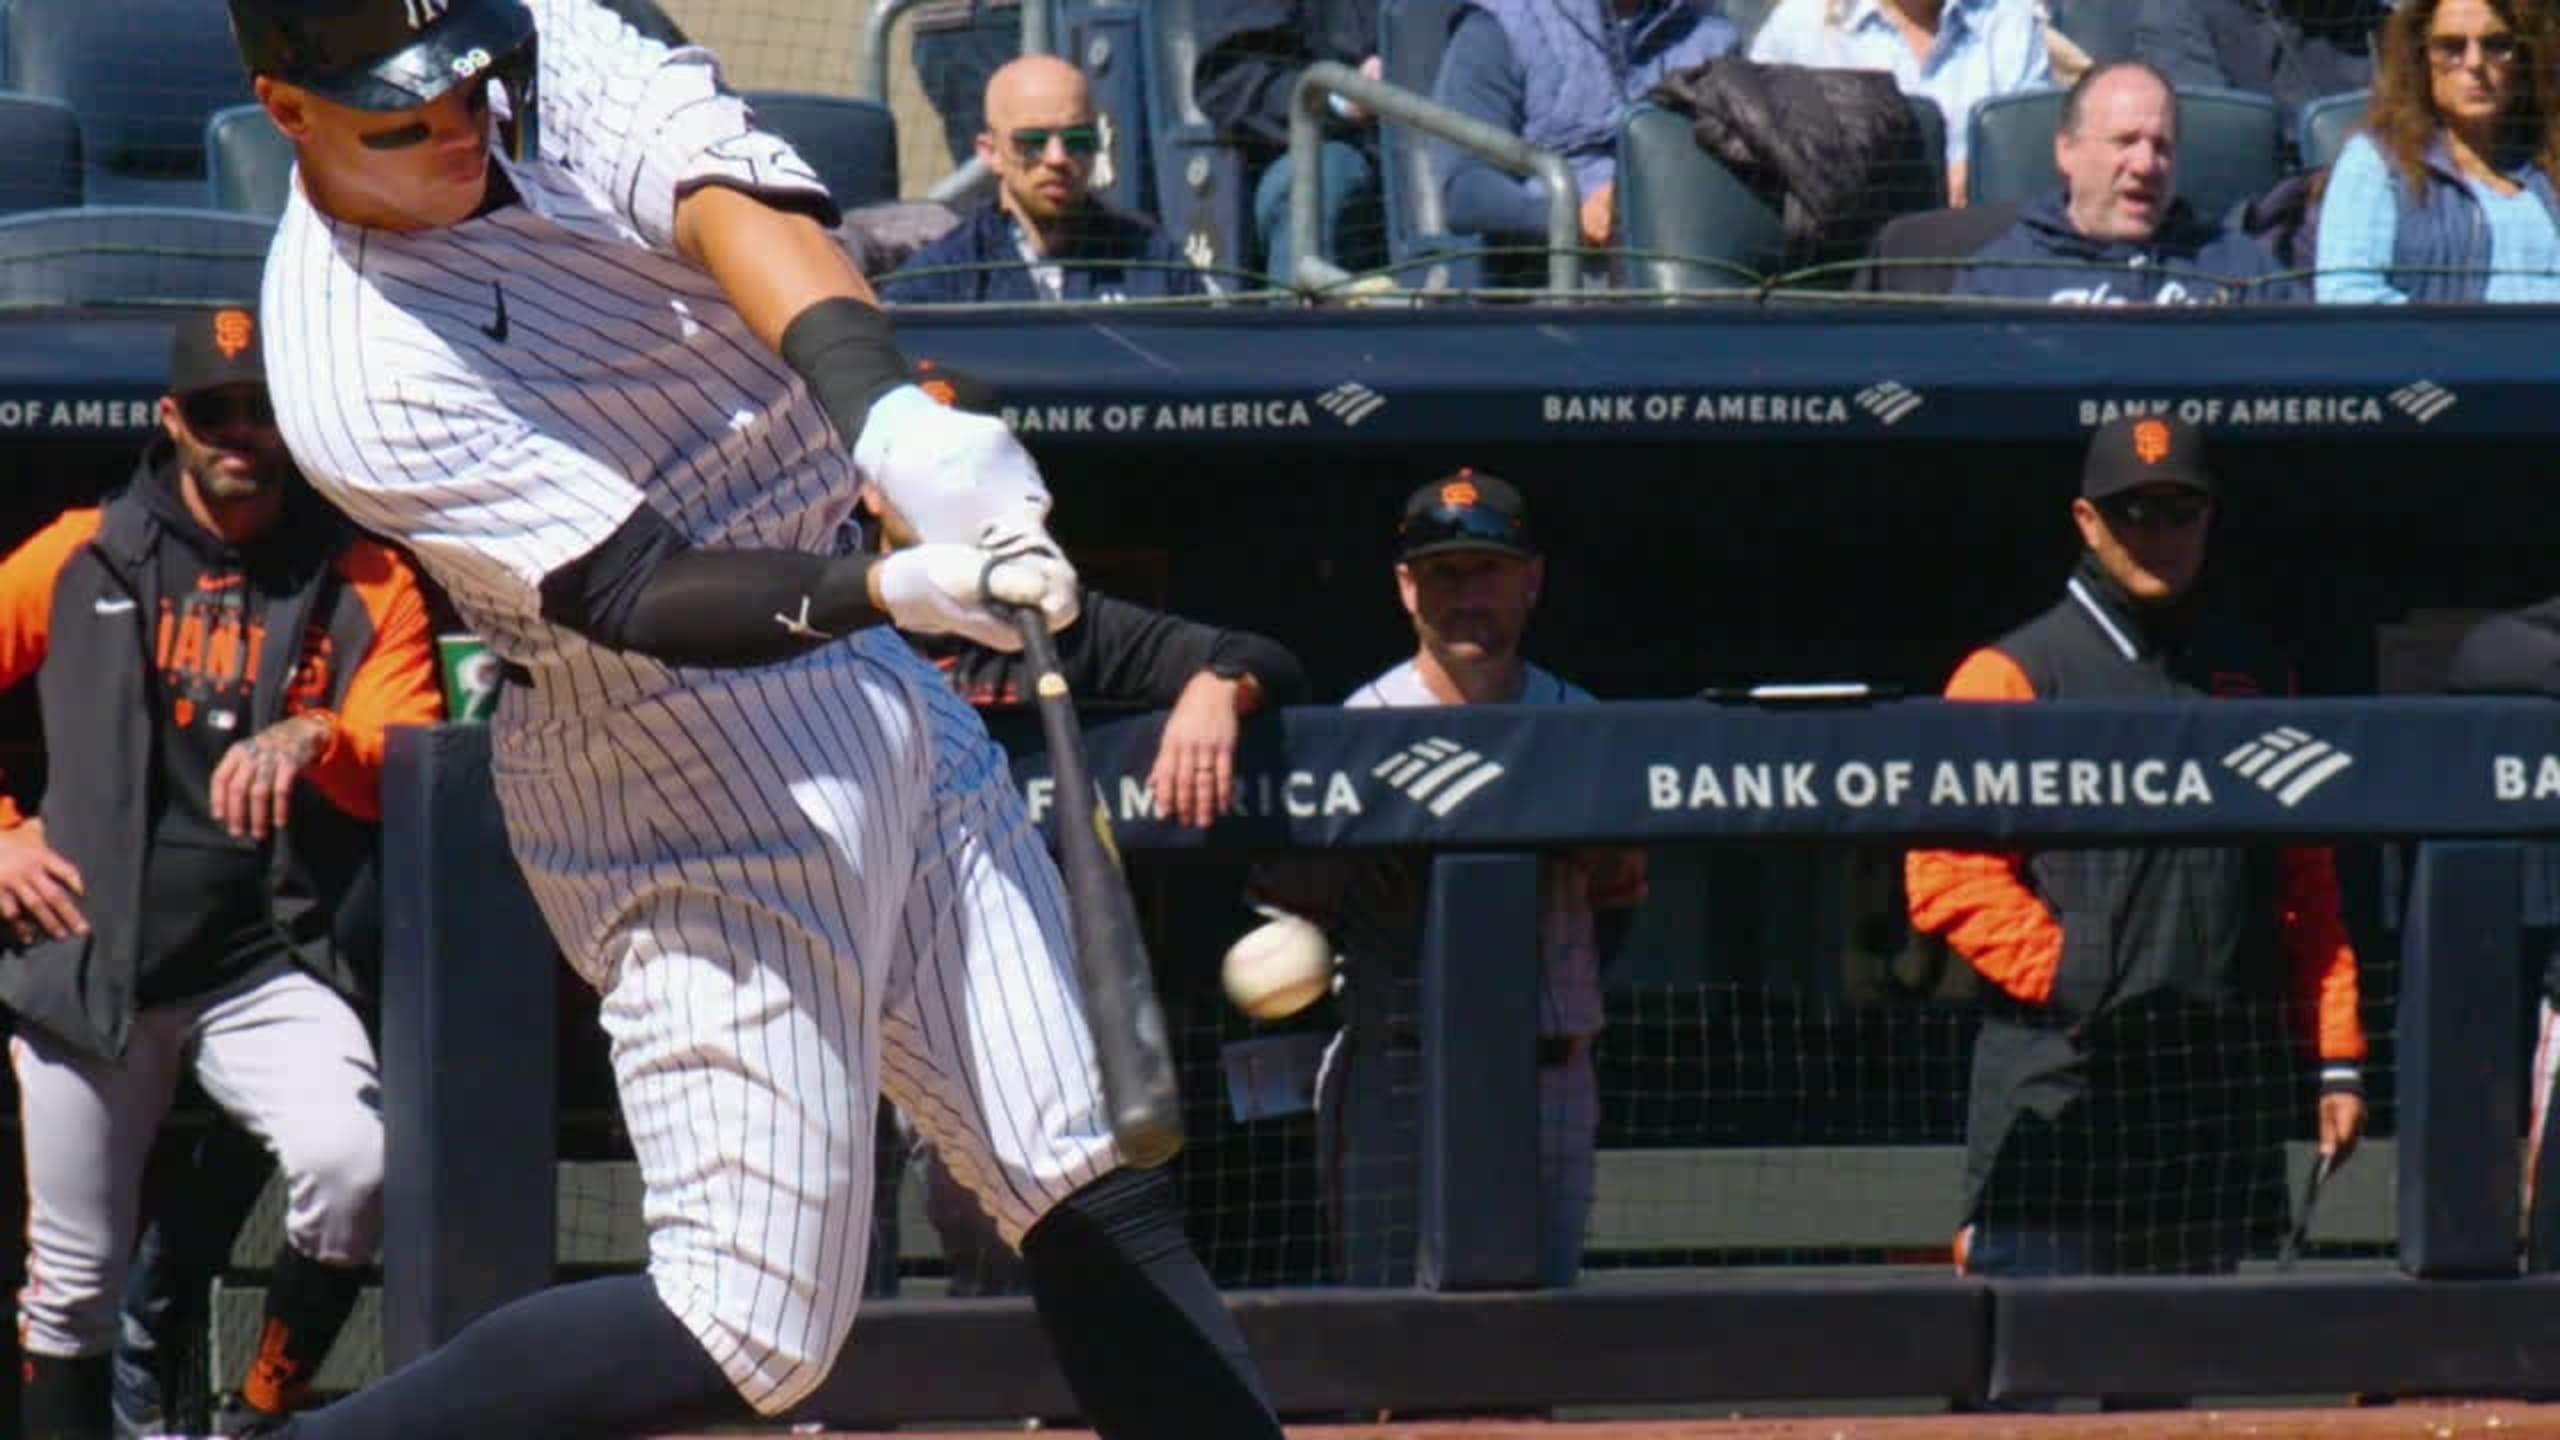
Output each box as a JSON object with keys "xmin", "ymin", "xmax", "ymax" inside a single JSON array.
[
  {"xmin": 379, "ymin": 723, "xmax": 561, "ymax": 1365},
  {"xmin": 2397, "ymin": 839, "xmax": 2523, "ymax": 1278},
  {"xmin": 1418, "ymin": 851, "xmax": 1542, "ymax": 1290}
]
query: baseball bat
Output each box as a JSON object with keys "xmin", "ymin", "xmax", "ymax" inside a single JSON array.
[
  {"xmin": 1010, "ymin": 607, "xmax": 1186, "ymax": 1169},
  {"xmin": 2276, "ymin": 1150, "xmax": 2336, "ymax": 1272}
]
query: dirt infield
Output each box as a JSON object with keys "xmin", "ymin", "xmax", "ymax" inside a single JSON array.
[{"xmin": 748, "ymin": 1401, "xmax": 2560, "ymax": 1439}]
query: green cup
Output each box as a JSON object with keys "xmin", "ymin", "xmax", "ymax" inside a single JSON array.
[{"xmin": 438, "ymin": 633, "xmax": 502, "ymax": 722}]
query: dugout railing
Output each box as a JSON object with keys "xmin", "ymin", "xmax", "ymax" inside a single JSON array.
[{"xmin": 381, "ymin": 696, "xmax": 2560, "ymax": 1422}]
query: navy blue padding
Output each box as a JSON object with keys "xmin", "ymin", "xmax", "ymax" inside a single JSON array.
[
  {"xmin": 739, "ymin": 89, "xmax": 899, "ymax": 210},
  {"xmin": 2398, "ymin": 841, "xmax": 2523, "ymax": 1278},
  {"xmin": 1968, "ymin": 84, "xmax": 2282, "ymax": 225},
  {"xmin": 1053, "ymin": 0, "xmax": 1150, "ymax": 215},
  {"xmin": 2, "ymin": 0, "xmax": 252, "ymax": 205},
  {"xmin": 2297, "ymin": 87, "xmax": 2369, "ymax": 171},
  {"xmin": 204, "ymin": 103, "xmax": 293, "ymax": 219},
  {"xmin": 0, "ymin": 206, "xmax": 272, "ymax": 308},
  {"xmin": 1141, "ymin": 0, "xmax": 1251, "ymax": 282},
  {"xmin": 0, "ymin": 90, "xmax": 81, "ymax": 216}
]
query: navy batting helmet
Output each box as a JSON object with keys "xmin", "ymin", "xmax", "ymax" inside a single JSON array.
[{"xmin": 229, "ymin": 0, "xmax": 539, "ymax": 159}]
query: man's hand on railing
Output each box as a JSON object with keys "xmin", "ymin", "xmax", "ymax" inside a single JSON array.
[
  {"xmin": 1580, "ymin": 181, "xmax": 1616, "ymax": 248},
  {"xmin": 1329, "ymin": 55, "xmax": 1387, "ymax": 126}
]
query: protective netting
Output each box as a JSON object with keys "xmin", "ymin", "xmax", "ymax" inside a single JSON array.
[{"xmin": 0, "ymin": 0, "xmax": 2545, "ymax": 309}]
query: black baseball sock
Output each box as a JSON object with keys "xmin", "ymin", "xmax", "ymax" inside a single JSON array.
[
  {"xmin": 1021, "ymin": 1165, "xmax": 1283, "ymax": 1440},
  {"xmin": 239, "ymin": 1247, "xmax": 365, "ymax": 1415},
  {"xmin": 267, "ymin": 1275, "xmax": 748, "ymax": 1440},
  {"xmin": 22, "ymin": 1353, "xmax": 112, "ymax": 1440}
]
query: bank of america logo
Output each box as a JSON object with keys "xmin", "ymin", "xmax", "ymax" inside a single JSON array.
[
  {"xmin": 2221, "ymin": 727, "xmax": 2356, "ymax": 808},
  {"xmin": 1317, "ymin": 382, "xmax": 1387, "ymax": 427},
  {"xmin": 2389, "ymin": 381, "xmax": 2458, "ymax": 424},
  {"xmin": 1373, "ymin": 738, "xmax": 1505, "ymax": 817},
  {"xmin": 1855, "ymin": 381, "xmax": 1924, "ymax": 426}
]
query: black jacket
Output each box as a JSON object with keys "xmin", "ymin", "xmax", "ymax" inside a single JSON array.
[
  {"xmin": 1195, "ymin": 0, "xmax": 1385, "ymax": 158},
  {"xmin": 0, "ymin": 448, "xmax": 432, "ymax": 1060},
  {"xmin": 915, "ymin": 590, "xmax": 1306, "ymax": 709},
  {"xmin": 1649, "ymin": 57, "xmax": 1938, "ymax": 264}
]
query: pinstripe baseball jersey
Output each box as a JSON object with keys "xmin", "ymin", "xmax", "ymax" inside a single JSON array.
[{"xmin": 256, "ymin": 0, "xmax": 1121, "ymax": 1414}]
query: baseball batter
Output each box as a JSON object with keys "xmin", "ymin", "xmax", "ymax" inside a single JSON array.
[{"xmin": 226, "ymin": 2, "xmax": 1281, "ymax": 1436}]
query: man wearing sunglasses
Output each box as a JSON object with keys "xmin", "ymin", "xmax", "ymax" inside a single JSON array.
[
  {"xmin": 1907, "ymin": 417, "xmax": 2365, "ymax": 1325},
  {"xmin": 1242, "ymin": 472, "xmax": 1646, "ymax": 1296},
  {"xmin": 883, "ymin": 55, "xmax": 1219, "ymax": 305},
  {"xmin": 0, "ymin": 306, "xmax": 444, "ymax": 1439}
]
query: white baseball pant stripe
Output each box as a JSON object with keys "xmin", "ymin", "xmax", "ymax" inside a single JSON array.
[
  {"xmin": 541, "ymin": 653, "xmax": 1116, "ymax": 1416},
  {"xmin": 14, "ymin": 968, "xmax": 383, "ymax": 1358}
]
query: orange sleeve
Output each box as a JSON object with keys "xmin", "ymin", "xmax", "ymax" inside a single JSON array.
[
  {"xmin": 1902, "ymin": 647, "xmax": 2065, "ymax": 1005},
  {"xmin": 0, "ymin": 510, "xmax": 100, "ymax": 827},
  {"xmin": 2278, "ymin": 845, "xmax": 2367, "ymax": 1063},
  {"xmin": 298, "ymin": 542, "xmax": 445, "ymax": 822}
]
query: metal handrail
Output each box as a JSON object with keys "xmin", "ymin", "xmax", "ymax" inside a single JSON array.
[
  {"xmin": 864, "ymin": 0, "xmax": 1052, "ymax": 101},
  {"xmin": 1287, "ymin": 60, "xmax": 1578, "ymax": 296}
]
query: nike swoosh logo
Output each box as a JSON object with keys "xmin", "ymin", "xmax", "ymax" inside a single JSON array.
[
  {"xmin": 482, "ymin": 281, "xmax": 509, "ymax": 343},
  {"xmin": 195, "ymin": 573, "xmax": 243, "ymax": 592},
  {"xmin": 93, "ymin": 597, "xmax": 135, "ymax": 614}
]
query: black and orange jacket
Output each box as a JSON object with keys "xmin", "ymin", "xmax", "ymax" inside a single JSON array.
[
  {"xmin": 1904, "ymin": 557, "xmax": 2366, "ymax": 1083},
  {"xmin": 0, "ymin": 443, "xmax": 442, "ymax": 1061}
]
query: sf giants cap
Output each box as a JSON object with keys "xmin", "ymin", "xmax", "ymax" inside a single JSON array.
[
  {"xmin": 2083, "ymin": 414, "xmax": 2214, "ymax": 499},
  {"xmin": 912, "ymin": 357, "xmax": 998, "ymax": 416},
  {"xmin": 1397, "ymin": 468, "xmax": 1537, "ymax": 562},
  {"xmin": 167, "ymin": 306, "xmax": 267, "ymax": 397}
]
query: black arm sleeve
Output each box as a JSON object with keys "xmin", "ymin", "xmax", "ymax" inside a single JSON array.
[
  {"xmin": 1064, "ymin": 593, "xmax": 1311, "ymax": 708},
  {"xmin": 538, "ymin": 505, "xmax": 885, "ymax": 668},
  {"xmin": 1207, "ymin": 627, "xmax": 1309, "ymax": 705}
]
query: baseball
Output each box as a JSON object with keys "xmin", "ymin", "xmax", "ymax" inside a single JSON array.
[{"xmin": 1221, "ymin": 914, "xmax": 1332, "ymax": 1020}]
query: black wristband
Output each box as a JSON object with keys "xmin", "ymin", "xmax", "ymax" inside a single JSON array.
[{"xmin": 779, "ymin": 297, "xmax": 912, "ymax": 446}]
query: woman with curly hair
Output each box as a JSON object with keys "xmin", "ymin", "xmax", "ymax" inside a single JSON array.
[{"xmin": 2315, "ymin": 0, "xmax": 2560, "ymax": 300}]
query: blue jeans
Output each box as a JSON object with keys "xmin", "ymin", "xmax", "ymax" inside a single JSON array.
[{"xmin": 1252, "ymin": 140, "xmax": 1383, "ymax": 285}]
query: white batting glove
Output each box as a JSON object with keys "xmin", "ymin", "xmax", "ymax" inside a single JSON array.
[
  {"xmin": 852, "ymin": 384, "xmax": 1051, "ymax": 545},
  {"xmin": 873, "ymin": 538, "xmax": 1080, "ymax": 652}
]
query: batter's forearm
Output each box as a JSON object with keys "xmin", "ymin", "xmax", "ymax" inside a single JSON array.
[
  {"xmin": 674, "ymin": 183, "xmax": 881, "ymax": 351},
  {"xmin": 542, "ymin": 506, "xmax": 886, "ymax": 668}
]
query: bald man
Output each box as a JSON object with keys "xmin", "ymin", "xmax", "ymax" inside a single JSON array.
[{"xmin": 882, "ymin": 56, "xmax": 1220, "ymax": 304}]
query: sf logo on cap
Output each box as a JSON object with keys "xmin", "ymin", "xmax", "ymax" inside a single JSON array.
[
  {"xmin": 1440, "ymin": 479, "xmax": 1480, "ymax": 508},
  {"xmin": 213, "ymin": 309, "xmax": 254, "ymax": 360},
  {"xmin": 2132, "ymin": 418, "xmax": 2172, "ymax": 465}
]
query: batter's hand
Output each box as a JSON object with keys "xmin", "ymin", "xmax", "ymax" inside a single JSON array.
[
  {"xmin": 2318, "ymin": 1090, "xmax": 2366, "ymax": 1166},
  {"xmin": 0, "ymin": 819, "xmax": 84, "ymax": 944},
  {"xmin": 873, "ymin": 537, "xmax": 1079, "ymax": 652},
  {"xmin": 1149, "ymin": 671, "xmax": 1245, "ymax": 828},
  {"xmin": 212, "ymin": 712, "xmax": 334, "ymax": 842},
  {"xmin": 852, "ymin": 385, "xmax": 1052, "ymax": 546}
]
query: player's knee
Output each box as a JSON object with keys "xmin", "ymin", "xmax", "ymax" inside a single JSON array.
[{"xmin": 280, "ymin": 1124, "xmax": 385, "ymax": 1262}]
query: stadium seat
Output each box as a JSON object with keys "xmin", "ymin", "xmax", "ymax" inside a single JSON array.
[
  {"xmin": 2047, "ymin": 0, "xmax": 2141, "ymax": 66},
  {"xmin": 1377, "ymin": 0, "xmax": 1490, "ymax": 287},
  {"xmin": 0, "ymin": 206, "xmax": 273, "ymax": 308},
  {"xmin": 1615, "ymin": 102, "xmax": 1780, "ymax": 293},
  {"xmin": 1615, "ymin": 96, "xmax": 1947, "ymax": 294},
  {"xmin": 1139, "ymin": 0, "xmax": 1253, "ymax": 284},
  {"xmin": 205, "ymin": 104, "xmax": 292, "ymax": 219},
  {"xmin": 2298, "ymin": 88, "xmax": 2369, "ymax": 172},
  {"xmin": 1967, "ymin": 85, "xmax": 2281, "ymax": 225},
  {"xmin": 739, "ymin": 91, "xmax": 900, "ymax": 210},
  {"xmin": 1, "ymin": 0, "xmax": 255, "ymax": 206},
  {"xmin": 1853, "ymin": 200, "xmax": 2023, "ymax": 294},
  {"xmin": 1053, "ymin": 0, "xmax": 1149, "ymax": 215},
  {"xmin": 0, "ymin": 91, "xmax": 82, "ymax": 218}
]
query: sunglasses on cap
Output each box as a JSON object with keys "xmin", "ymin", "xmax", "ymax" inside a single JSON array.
[
  {"xmin": 180, "ymin": 388, "xmax": 275, "ymax": 433},
  {"xmin": 1008, "ymin": 125, "xmax": 1101, "ymax": 162},
  {"xmin": 2098, "ymin": 490, "xmax": 2210, "ymax": 530},
  {"xmin": 1398, "ymin": 503, "xmax": 1534, "ymax": 558},
  {"xmin": 358, "ymin": 76, "xmax": 495, "ymax": 152}
]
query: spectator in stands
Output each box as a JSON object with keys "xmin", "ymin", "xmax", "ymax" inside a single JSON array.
[
  {"xmin": 1195, "ymin": 0, "xmax": 1388, "ymax": 282},
  {"xmin": 2135, "ymin": 0, "xmax": 2389, "ymax": 132},
  {"xmin": 854, "ymin": 368, "xmax": 1309, "ymax": 1301},
  {"xmin": 1244, "ymin": 472, "xmax": 1646, "ymax": 1289},
  {"xmin": 1747, "ymin": 0, "xmax": 2054, "ymax": 202},
  {"xmin": 1952, "ymin": 59, "xmax": 2286, "ymax": 301},
  {"xmin": 1, "ymin": 308, "xmax": 442, "ymax": 1439},
  {"xmin": 2318, "ymin": 0, "xmax": 2560, "ymax": 300},
  {"xmin": 1433, "ymin": 1, "xmax": 1740, "ymax": 252},
  {"xmin": 882, "ymin": 55, "xmax": 1218, "ymax": 304},
  {"xmin": 1907, "ymin": 416, "xmax": 2366, "ymax": 1294}
]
